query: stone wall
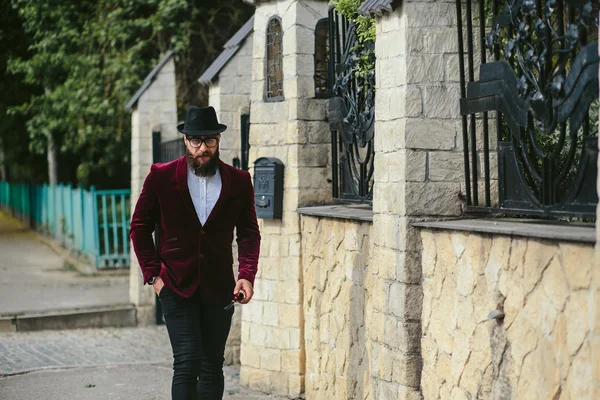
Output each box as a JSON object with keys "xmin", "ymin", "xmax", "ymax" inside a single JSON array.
[
  {"xmin": 208, "ymin": 35, "xmax": 253, "ymax": 167},
  {"xmin": 301, "ymin": 216, "xmax": 372, "ymax": 400},
  {"xmin": 420, "ymin": 229, "xmax": 595, "ymax": 399},
  {"xmin": 239, "ymin": 0, "xmax": 330, "ymax": 397},
  {"xmin": 129, "ymin": 56, "xmax": 178, "ymax": 323}
]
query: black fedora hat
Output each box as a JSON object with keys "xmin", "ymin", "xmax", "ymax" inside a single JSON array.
[{"xmin": 177, "ymin": 106, "xmax": 227, "ymax": 136}]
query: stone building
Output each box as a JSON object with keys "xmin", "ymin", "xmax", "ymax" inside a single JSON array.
[
  {"xmin": 198, "ymin": 16, "xmax": 255, "ymax": 170},
  {"xmin": 129, "ymin": 0, "xmax": 599, "ymax": 399},
  {"xmin": 126, "ymin": 51, "xmax": 178, "ymax": 325}
]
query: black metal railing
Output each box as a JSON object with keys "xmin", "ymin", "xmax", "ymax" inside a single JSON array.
[
  {"xmin": 159, "ymin": 138, "xmax": 186, "ymax": 163},
  {"xmin": 327, "ymin": 8, "xmax": 375, "ymax": 204},
  {"xmin": 456, "ymin": 0, "xmax": 599, "ymax": 218},
  {"xmin": 241, "ymin": 113, "xmax": 250, "ymax": 171}
]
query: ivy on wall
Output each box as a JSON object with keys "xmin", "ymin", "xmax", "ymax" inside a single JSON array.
[{"xmin": 331, "ymin": 0, "xmax": 376, "ymax": 79}]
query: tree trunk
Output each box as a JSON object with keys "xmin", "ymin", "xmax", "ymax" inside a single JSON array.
[{"xmin": 47, "ymin": 134, "xmax": 58, "ymax": 185}]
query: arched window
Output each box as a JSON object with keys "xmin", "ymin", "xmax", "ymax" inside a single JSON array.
[
  {"xmin": 314, "ymin": 18, "xmax": 330, "ymax": 98},
  {"xmin": 265, "ymin": 17, "xmax": 284, "ymax": 101}
]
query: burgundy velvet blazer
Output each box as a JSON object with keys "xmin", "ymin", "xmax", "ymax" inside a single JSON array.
[{"xmin": 130, "ymin": 156, "xmax": 261, "ymax": 304}]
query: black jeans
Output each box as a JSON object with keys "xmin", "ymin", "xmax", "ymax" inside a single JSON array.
[{"xmin": 159, "ymin": 286, "xmax": 234, "ymax": 400}]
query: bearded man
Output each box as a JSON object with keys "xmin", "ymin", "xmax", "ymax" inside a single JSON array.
[{"xmin": 130, "ymin": 105, "xmax": 261, "ymax": 400}]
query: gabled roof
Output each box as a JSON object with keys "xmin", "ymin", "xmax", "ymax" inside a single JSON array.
[
  {"xmin": 198, "ymin": 16, "xmax": 254, "ymax": 85},
  {"xmin": 358, "ymin": 0, "xmax": 394, "ymax": 16},
  {"xmin": 126, "ymin": 51, "xmax": 175, "ymax": 109}
]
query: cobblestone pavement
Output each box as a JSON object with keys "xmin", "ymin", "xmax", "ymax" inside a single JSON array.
[
  {"xmin": 0, "ymin": 327, "xmax": 288, "ymax": 400},
  {"xmin": 0, "ymin": 326, "xmax": 171, "ymax": 375}
]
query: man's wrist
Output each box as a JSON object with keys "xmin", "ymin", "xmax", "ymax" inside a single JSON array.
[{"xmin": 147, "ymin": 276, "xmax": 157, "ymax": 285}]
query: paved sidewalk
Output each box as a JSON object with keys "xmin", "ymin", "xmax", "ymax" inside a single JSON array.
[
  {"xmin": 0, "ymin": 326, "xmax": 288, "ymax": 400},
  {"xmin": 0, "ymin": 212, "xmax": 129, "ymax": 317}
]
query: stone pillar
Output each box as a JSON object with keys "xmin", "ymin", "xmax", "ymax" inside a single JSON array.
[
  {"xmin": 129, "ymin": 57, "xmax": 178, "ymax": 325},
  {"xmin": 368, "ymin": 2, "xmax": 464, "ymax": 399},
  {"xmin": 594, "ymin": 28, "xmax": 600, "ymax": 400},
  {"xmin": 239, "ymin": 0, "xmax": 329, "ymax": 396}
]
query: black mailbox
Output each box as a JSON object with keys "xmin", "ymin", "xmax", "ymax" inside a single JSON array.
[{"xmin": 253, "ymin": 157, "xmax": 284, "ymax": 219}]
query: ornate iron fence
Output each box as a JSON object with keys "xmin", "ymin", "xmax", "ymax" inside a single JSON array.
[
  {"xmin": 327, "ymin": 8, "xmax": 376, "ymax": 204},
  {"xmin": 456, "ymin": 0, "xmax": 599, "ymax": 218}
]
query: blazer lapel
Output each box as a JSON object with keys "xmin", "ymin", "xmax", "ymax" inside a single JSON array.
[
  {"xmin": 204, "ymin": 161, "xmax": 230, "ymax": 227},
  {"xmin": 176, "ymin": 156, "xmax": 201, "ymax": 227}
]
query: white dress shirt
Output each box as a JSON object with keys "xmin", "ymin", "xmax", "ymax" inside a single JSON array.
[{"xmin": 187, "ymin": 168, "xmax": 222, "ymax": 225}]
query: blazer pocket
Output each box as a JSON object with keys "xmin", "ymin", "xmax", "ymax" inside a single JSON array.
[
  {"xmin": 161, "ymin": 247, "xmax": 182, "ymax": 254},
  {"xmin": 163, "ymin": 237, "xmax": 178, "ymax": 243}
]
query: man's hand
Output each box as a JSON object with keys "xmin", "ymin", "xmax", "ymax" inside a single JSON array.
[
  {"xmin": 234, "ymin": 279, "xmax": 253, "ymax": 304},
  {"xmin": 152, "ymin": 276, "xmax": 165, "ymax": 296}
]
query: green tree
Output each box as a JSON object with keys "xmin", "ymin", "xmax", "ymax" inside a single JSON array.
[
  {"xmin": 0, "ymin": 0, "xmax": 46, "ymax": 183},
  {"xmin": 6, "ymin": 0, "xmax": 252, "ymax": 188}
]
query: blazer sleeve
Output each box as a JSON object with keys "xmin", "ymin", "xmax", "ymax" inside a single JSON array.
[
  {"xmin": 235, "ymin": 172, "xmax": 261, "ymax": 286},
  {"xmin": 130, "ymin": 165, "xmax": 161, "ymax": 284}
]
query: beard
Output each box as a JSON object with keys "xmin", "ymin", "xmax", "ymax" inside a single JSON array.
[{"xmin": 186, "ymin": 148, "xmax": 220, "ymax": 177}]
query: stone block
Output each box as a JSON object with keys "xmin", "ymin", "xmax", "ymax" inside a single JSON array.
[
  {"xmin": 279, "ymin": 303, "xmax": 301, "ymax": 327},
  {"xmin": 565, "ymin": 291, "xmax": 589, "ymax": 356},
  {"xmin": 389, "ymin": 282, "xmax": 423, "ymax": 320},
  {"xmin": 515, "ymin": 338, "xmax": 562, "ymax": 400},
  {"xmin": 422, "ymin": 84, "xmax": 461, "ymax": 119},
  {"xmin": 285, "ymin": 75, "xmax": 315, "ymax": 101},
  {"xmin": 392, "ymin": 353, "xmax": 422, "ymax": 388},
  {"xmin": 307, "ymin": 121, "xmax": 330, "ymax": 144},
  {"xmin": 282, "ymin": 25, "xmax": 314, "ymax": 56},
  {"xmin": 377, "ymin": 57, "xmax": 403, "ymax": 89},
  {"xmin": 428, "ymin": 151, "xmax": 466, "ymax": 182},
  {"xmin": 240, "ymin": 343, "xmax": 261, "ymax": 368},
  {"xmin": 559, "ymin": 243, "xmax": 593, "ymax": 290},
  {"xmin": 221, "ymin": 94, "xmax": 250, "ymax": 114},
  {"xmin": 445, "ymin": 54, "xmax": 461, "ymax": 83},
  {"xmin": 374, "ymin": 182, "xmax": 406, "ymax": 217},
  {"xmin": 288, "ymin": 373, "xmax": 305, "ymax": 396},
  {"xmin": 281, "ymin": 349, "xmax": 304, "ymax": 374},
  {"xmin": 388, "ymin": 149, "xmax": 428, "ymax": 183},
  {"xmin": 263, "ymin": 301, "xmax": 279, "ymax": 327},
  {"xmin": 289, "ymin": 144, "xmax": 328, "ymax": 167},
  {"xmin": 541, "ymin": 256, "xmax": 569, "ymax": 313},
  {"xmin": 242, "ymin": 300, "xmax": 263, "ymax": 323},
  {"xmin": 295, "ymin": 0, "xmax": 328, "ymax": 29},
  {"xmin": 374, "ymin": 119, "xmax": 404, "ymax": 152},
  {"xmin": 251, "ymin": 81, "xmax": 265, "ymax": 102},
  {"xmin": 288, "ymin": 98, "xmax": 328, "ymax": 121},
  {"xmin": 406, "ymin": 54, "xmax": 445, "ymax": 84},
  {"xmin": 405, "ymin": 2, "xmax": 456, "ymax": 27},
  {"xmin": 285, "ymin": 121, "xmax": 309, "ymax": 145},
  {"xmin": 405, "ymin": 181, "xmax": 462, "ymax": 216},
  {"xmin": 250, "ymin": 101, "xmax": 288, "ymax": 124},
  {"xmin": 423, "ymin": 27, "xmax": 460, "ymax": 53},
  {"xmin": 404, "ymin": 118, "xmax": 457, "ymax": 150},
  {"xmin": 240, "ymin": 366, "xmax": 271, "ymax": 393},
  {"xmin": 260, "ymin": 348, "xmax": 282, "ymax": 371},
  {"xmin": 234, "ymin": 76, "xmax": 251, "ymax": 95}
]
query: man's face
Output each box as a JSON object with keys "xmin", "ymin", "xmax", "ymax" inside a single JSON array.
[{"xmin": 184, "ymin": 134, "xmax": 221, "ymax": 177}]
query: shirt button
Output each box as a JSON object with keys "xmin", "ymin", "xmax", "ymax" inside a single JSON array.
[
  {"xmin": 200, "ymin": 230, "xmax": 205, "ymax": 235},
  {"xmin": 199, "ymin": 254, "xmax": 205, "ymax": 258}
]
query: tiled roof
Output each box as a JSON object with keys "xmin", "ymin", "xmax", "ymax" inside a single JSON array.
[
  {"xmin": 198, "ymin": 16, "xmax": 254, "ymax": 85},
  {"xmin": 357, "ymin": 0, "xmax": 394, "ymax": 16},
  {"xmin": 126, "ymin": 51, "xmax": 175, "ymax": 109}
]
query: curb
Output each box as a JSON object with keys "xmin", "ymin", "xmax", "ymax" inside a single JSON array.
[{"xmin": 0, "ymin": 305, "xmax": 137, "ymax": 332}]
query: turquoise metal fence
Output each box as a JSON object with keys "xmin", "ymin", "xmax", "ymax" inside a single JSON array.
[{"xmin": 0, "ymin": 182, "xmax": 131, "ymax": 269}]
